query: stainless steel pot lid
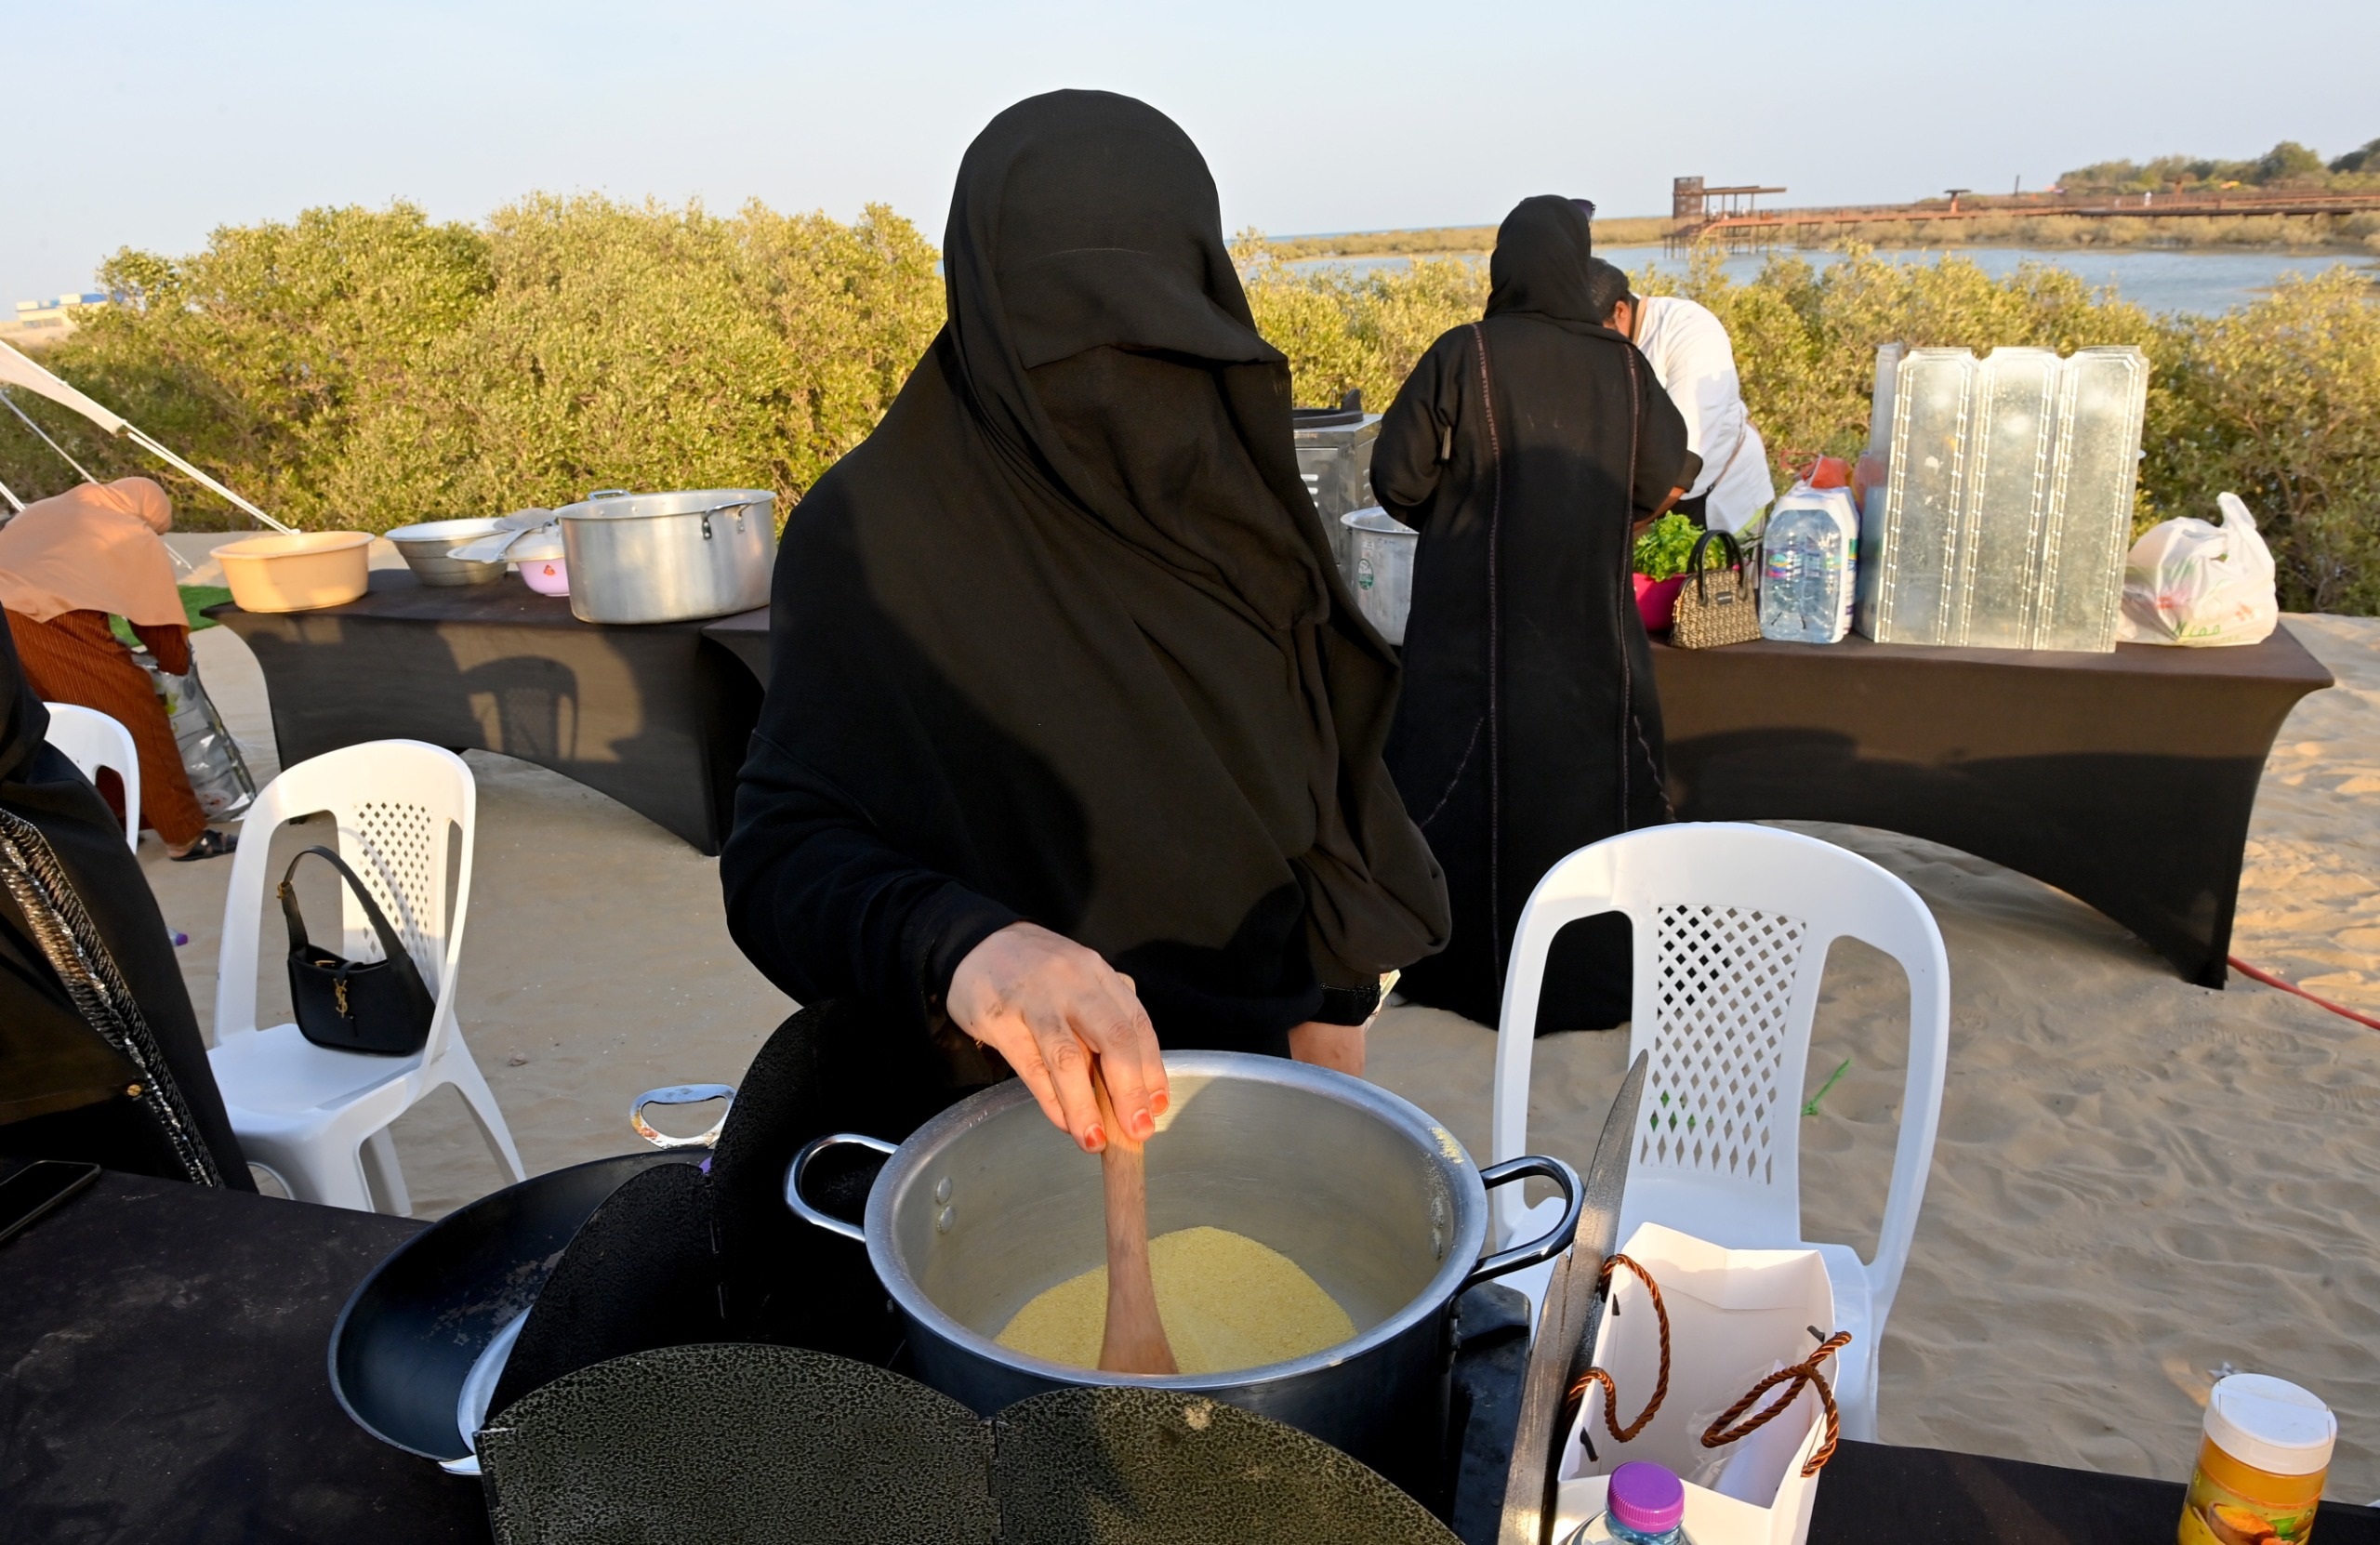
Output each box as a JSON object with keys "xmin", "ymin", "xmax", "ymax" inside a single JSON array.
[{"xmin": 554, "ymin": 488, "xmax": 774, "ymax": 522}]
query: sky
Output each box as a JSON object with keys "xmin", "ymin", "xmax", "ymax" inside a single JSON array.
[{"xmin": 6, "ymin": 0, "xmax": 2376, "ymax": 304}]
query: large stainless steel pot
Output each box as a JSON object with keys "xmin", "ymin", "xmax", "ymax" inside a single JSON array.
[
  {"xmin": 787, "ymin": 1051, "xmax": 1580, "ymax": 1493},
  {"xmin": 555, "ymin": 488, "xmax": 775, "ymax": 624}
]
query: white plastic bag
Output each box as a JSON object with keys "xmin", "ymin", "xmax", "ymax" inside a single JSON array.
[
  {"xmin": 1553, "ymin": 1224, "xmax": 1836, "ymax": 1545},
  {"xmin": 2114, "ymin": 492, "xmax": 2279, "ymax": 647}
]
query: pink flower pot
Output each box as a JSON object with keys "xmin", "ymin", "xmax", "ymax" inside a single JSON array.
[{"xmin": 1633, "ymin": 572, "xmax": 1687, "ymax": 632}]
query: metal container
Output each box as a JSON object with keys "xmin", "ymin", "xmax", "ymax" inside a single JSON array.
[
  {"xmin": 1294, "ymin": 404, "xmax": 1382, "ymax": 587},
  {"xmin": 1342, "ymin": 507, "xmax": 1418, "ymax": 645},
  {"xmin": 386, "ymin": 517, "xmax": 516, "ymax": 587},
  {"xmin": 554, "ymin": 488, "xmax": 776, "ymax": 625},
  {"xmin": 787, "ymin": 1051, "xmax": 1579, "ymax": 1493}
]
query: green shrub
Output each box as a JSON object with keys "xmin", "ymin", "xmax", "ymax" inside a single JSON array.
[
  {"xmin": 1236, "ymin": 238, "xmax": 2375, "ymax": 614},
  {"xmin": 1, "ymin": 197, "xmax": 941, "ymax": 531},
  {"xmin": 5, "ymin": 204, "xmax": 2373, "ymax": 614}
]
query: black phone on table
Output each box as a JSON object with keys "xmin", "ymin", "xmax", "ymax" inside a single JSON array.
[{"xmin": 0, "ymin": 1159, "xmax": 101, "ymax": 1247}]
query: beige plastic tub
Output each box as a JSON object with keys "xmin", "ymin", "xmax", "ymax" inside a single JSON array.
[{"xmin": 216, "ymin": 532, "xmax": 374, "ymax": 613}]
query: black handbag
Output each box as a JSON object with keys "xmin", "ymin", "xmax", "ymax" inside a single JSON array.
[{"xmin": 281, "ymin": 846, "xmax": 436, "ymax": 1056}]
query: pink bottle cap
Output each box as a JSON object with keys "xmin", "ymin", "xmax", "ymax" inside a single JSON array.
[{"xmin": 1609, "ymin": 1460, "xmax": 1686, "ymax": 1534}]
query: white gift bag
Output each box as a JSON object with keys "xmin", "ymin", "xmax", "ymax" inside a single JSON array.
[
  {"xmin": 1552, "ymin": 1223, "xmax": 1841, "ymax": 1545},
  {"xmin": 2114, "ymin": 492, "xmax": 2280, "ymax": 647}
]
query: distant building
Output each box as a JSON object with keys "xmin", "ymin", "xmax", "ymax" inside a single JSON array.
[{"xmin": 0, "ymin": 293, "xmax": 108, "ymax": 349}]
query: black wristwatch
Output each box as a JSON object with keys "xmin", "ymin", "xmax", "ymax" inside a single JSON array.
[{"xmin": 1314, "ymin": 980, "xmax": 1384, "ymax": 1026}]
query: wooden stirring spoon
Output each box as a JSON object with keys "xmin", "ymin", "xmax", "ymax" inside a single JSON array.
[{"xmin": 1091, "ymin": 1064, "xmax": 1177, "ymax": 1375}]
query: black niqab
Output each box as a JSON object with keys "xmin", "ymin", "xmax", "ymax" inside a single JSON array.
[
  {"xmin": 724, "ymin": 91, "xmax": 1448, "ymax": 1052},
  {"xmin": 1373, "ymin": 196, "xmax": 1690, "ymax": 1032},
  {"xmin": 0, "ymin": 622, "xmax": 251, "ymax": 1185}
]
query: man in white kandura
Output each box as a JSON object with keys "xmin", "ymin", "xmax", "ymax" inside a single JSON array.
[{"xmin": 1594, "ymin": 260, "xmax": 1775, "ymax": 535}]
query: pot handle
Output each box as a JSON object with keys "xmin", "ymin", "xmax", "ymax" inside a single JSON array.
[
  {"xmin": 628, "ymin": 1083, "xmax": 736, "ymax": 1149},
  {"xmin": 1461, "ymin": 1155, "xmax": 1584, "ymax": 1291},
  {"xmin": 785, "ymin": 1132, "xmax": 897, "ymax": 1242}
]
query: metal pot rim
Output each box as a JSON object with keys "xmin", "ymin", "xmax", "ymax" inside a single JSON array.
[
  {"xmin": 862, "ymin": 1050, "xmax": 1489, "ymax": 1391},
  {"xmin": 554, "ymin": 488, "xmax": 775, "ymax": 523}
]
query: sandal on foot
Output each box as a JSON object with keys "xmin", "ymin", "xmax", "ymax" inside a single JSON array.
[{"xmin": 170, "ymin": 829, "xmax": 238, "ymax": 863}]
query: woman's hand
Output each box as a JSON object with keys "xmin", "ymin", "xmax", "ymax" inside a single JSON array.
[
  {"xmin": 1288, "ymin": 1021, "xmax": 1367, "ymax": 1076},
  {"xmin": 948, "ymin": 922, "xmax": 1168, "ymax": 1154}
]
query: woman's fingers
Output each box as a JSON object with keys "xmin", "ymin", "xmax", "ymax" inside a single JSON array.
[
  {"xmin": 946, "ymin": 921, "xmax": 1169, "ymax": 1150},
  {"xmin": 1032, "ymin": 1010, "xmax": 1107, "ymax": 1151},
  {"xmin": 1077, "ymin": 980, "xmax": 1164, "ymax": 1143}
]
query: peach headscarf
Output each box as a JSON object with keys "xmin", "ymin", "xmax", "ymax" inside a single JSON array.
[{"xmin": 0, "ymin": 477, "xmax": 184, "ymax": 627}]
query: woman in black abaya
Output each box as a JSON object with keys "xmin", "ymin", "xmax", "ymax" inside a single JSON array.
[
  {"xmin": 0, "ymin": 619, "xmax": 252, "ymax": 1186},
  {"xmin": 1374, "ymin": 198, "xmax": 1690, "ymax": 1034},
  {"xmin": 722, "ymin": 92, "xmax": 1449, "ymax": 1156}
]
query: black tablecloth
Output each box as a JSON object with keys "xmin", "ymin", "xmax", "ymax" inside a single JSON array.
[
  {"xmin": 1654, "ymin": 629, "xmax": 2330, "ymax": 985},
  {"xmin": 217, "ymin": 574, "xmax": 2330, "ymax": 984},
  {"xmin": 7, "ymin": 1167, "xmax": 2373, "ymax": 1545},
  {"xmin": 0, "ymin": 1166, "xmax": 483, "ymax": 1541},
  {"xmin": 210, "ymin": 574, "xmax": 764, "ymax": 854}
]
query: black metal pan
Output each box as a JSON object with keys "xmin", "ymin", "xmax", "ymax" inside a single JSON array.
[{"xmin": 326, "ymin": 1084, "xmax": 734, "ymax": 1468}]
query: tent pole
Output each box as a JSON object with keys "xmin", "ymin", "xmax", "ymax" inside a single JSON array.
[
  {"xmin": 0, "ymin": 387, "xmax": 99, "ymax": 483},
  {"xmin": 122, "ymin": 427, "xmax": 298, "ymax": 535},
  {"xmin": 0, "ymin": 476, "xmax": 22, "ymax": 514}
]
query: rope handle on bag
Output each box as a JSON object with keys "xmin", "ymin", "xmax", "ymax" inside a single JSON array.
[
  {"xmin": 1565, "ymin": 1253, "xmax": 1851, "ymax": 1477},
  {"xmin": 1701, "ymin": 1327, "xmax": 1853, "ymax": 1477},
  {"xmin": 1565, "ymin": 1255, "xmax": 1672, "ymax": 1444}
]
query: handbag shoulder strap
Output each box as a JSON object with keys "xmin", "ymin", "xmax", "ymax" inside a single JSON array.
[
  {"xmin": 279, "ymin": 846, "xmax": 429, "ymax": 992},
  {"xmin": 1686, "ymin": 528, "xmax": 1744, "ymax": 601}
]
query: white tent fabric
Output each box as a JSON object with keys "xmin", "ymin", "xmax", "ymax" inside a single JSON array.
[
  {"xmin": 0, "ymin": 339, "xmax": 126, "ymax": 433},
  {"xmin": 0, "ymin": 339, "xmax": 294, "ymax": 534}
]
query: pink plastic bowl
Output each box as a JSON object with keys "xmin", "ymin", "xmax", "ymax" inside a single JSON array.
[
  {"xmin": 1633, "ymin": 572, "xmax": 1687, "ymax": 632},
  {"xmin": 519, "ymin": 557, "xmax": 570, "ymax": 597}
]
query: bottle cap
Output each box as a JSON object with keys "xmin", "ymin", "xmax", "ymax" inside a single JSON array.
[
  {"xmin": 2203, "ymin": 1374, "xmax": 2335, "ymax": 1476},
  {"xmin": 1608, "ymin": 1460, "xmax": 1686, "ymax": 1534}
]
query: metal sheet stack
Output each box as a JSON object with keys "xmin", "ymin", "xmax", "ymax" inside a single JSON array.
[{"xmin": 1855, "ymin": 343, "xmax": 2149, "ymax": 652}]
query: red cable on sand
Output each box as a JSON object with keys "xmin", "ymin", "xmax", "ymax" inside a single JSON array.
[{"xmin": 2228, "ymin": 956, "xmax": 2380, "ymax": 1031}]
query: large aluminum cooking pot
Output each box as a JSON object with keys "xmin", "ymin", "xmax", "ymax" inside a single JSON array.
[
  {"xmin": 555, "ymin": 488, "xmax": 775, "ymax": 624},
  {"xmin": 786, "ymin": 1051, "xmax": 1580, "ymax": 1493}
]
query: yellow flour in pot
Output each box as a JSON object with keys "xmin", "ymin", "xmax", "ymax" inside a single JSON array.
[{"xmin": 995, "ymin": 1225, "xmax": 1357, "ymax": 1374}]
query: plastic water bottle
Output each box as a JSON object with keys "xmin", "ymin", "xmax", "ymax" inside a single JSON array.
[
  {"xmin": 1760, "ymin": 500, "xmax": 1847, "ymax": 643},
  {"xmin": 1604, "ymin": 1461, "xmax": 1691, "ymax": 1545}
]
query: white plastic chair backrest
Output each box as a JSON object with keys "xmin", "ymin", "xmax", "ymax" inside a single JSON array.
[
  {"xmin": 42, "ymin": 702, "xmax": 140, "ymax": 849},
  {"xmin": 212, "ymin": 741, "xmax": 476, "ymax": 1064},
  {"xmin": 1490, "ymin": 823, "xmax": 1949, "ymax": 1329}
]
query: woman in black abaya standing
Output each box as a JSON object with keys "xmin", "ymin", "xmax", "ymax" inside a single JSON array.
[
  {"xmin": 721, "ymin": 92, "xmax": 1449, "ymax": 1157},
  {"xmin": 1374, "ymin": 199, "xmax": 1690, "ymax": 1034}
]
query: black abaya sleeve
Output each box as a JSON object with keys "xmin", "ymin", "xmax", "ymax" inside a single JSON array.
[
  {"xmin": 721, "ymin": 730, "xmax": 1020, "ymax": 1027},
  {"xmin": 1631, "ymin": 353, "xmax": 1693, "ymax": 519},
  {"xmin": 1371, "ymin": 331, "xmax": 1466, "ymax": 520}
]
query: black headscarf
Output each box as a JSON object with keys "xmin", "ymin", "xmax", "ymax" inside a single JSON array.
[
  {"xmin": 1486, "ymin": 195, "xmax": 1604, "ymax": 324},
  {"xmin": 0, "ymin": 622, "xmax": 251, "ymax": 1186},
  {"xmin": 724, "ymin": 91, "xmax": 1448, "ymax": 1050}
]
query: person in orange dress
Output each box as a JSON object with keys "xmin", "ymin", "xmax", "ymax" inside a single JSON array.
[{"xmin": 0, "ymin": 477, "xmax": 235, "ymax": 860}]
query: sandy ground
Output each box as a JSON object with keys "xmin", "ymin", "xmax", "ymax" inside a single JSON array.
[{"xmin": 140, "ymin": 614, "xmax": 2380, "ymax": 1499}]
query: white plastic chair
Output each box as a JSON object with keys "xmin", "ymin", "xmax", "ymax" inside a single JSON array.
[
  {"xmin": 43, "ymin": 702, "xmax": 140, "ymax": 849},
  {"xmin": 1488, "ymin": 823, "xmax": 1949, "ymax": 1442},
  {"xmin": 207, "ymin": 740, "xmax": 524, "ymax": 1213}
]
